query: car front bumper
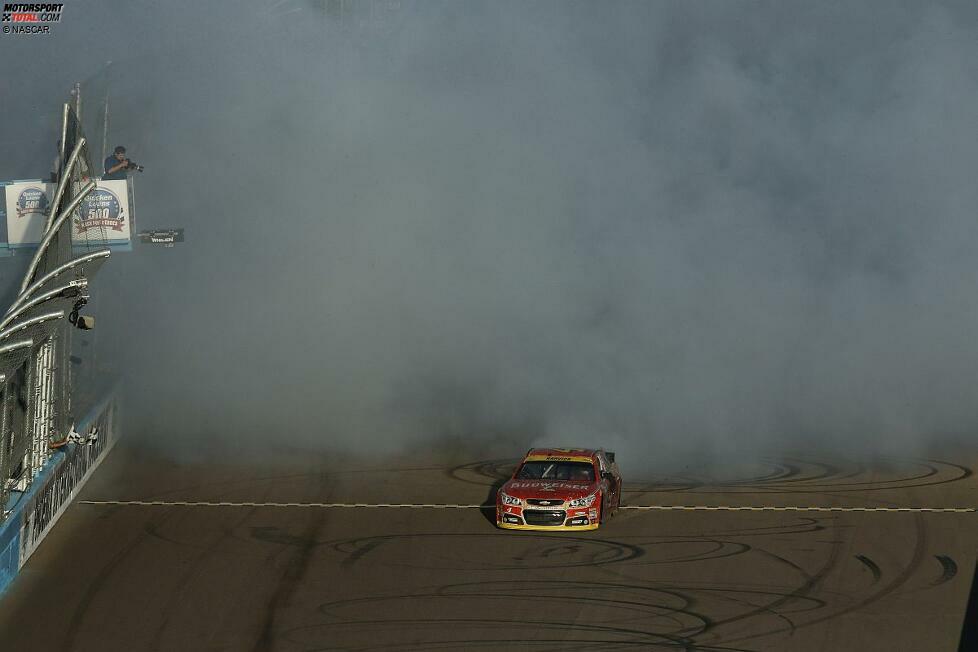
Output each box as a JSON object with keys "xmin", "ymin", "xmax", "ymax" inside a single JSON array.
[
  {"xmin": 496, "ymin": 505, "xmax": 600, "ymax": 531},
  {"xmin": 496, "ymin": 520, "xmax": 600, "ymax": 532}
]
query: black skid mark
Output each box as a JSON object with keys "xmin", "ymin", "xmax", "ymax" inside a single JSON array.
[
  {"xmin": 446, "ymin": 458, "xmax": 518, "ymax": 486},
  {"xmin": 340, "ymin": 537, "xmax": 387, "ymax": 568},
  {"xmin": 307, "ymin": 580, "xmax": 765, "ymax": 651},
  {"xmin": 623, "ymin": 455, "xmax": 973, "ymax": 495},
  {"xmin": 855, "ymin": 555, "xmax": 882, "ymax": 584},
  {"xmin": 250, "ymin": 526, "xmax": 316, "ymax": 547},
  {"xmin": 329, "ymin": 532, "xmax": 645, "ymax": 570},
  {"xmin": 932, "ymin": 555, "xmax": 957, "ymax": 586}
]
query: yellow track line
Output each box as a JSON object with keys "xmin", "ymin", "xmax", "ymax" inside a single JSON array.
[{"xmin": 619, "ymin": 505, "xmax": 976, "ymax": 513}]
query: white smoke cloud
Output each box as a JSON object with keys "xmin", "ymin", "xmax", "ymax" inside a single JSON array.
[{"xmin": 2, "ymin": 1, "xmax": 977, "ymax": 469}]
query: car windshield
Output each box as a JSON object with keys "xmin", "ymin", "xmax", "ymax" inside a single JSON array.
[{"xmin": 516, "ymin": 461, "xmax": 595, "ymax": 482}]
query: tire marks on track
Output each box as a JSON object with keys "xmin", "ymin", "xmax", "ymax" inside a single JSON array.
[
  {"xmin": 855, "ymin": 555, "xmax": 882, "ymax": 584},
  {"xmin": 15, "ymin": 452, "xmax": 974, "ymax": 652},
  {"xmin": 934, "ymin": 555, "xmax": 958, "ymax": 586},
  {"xmin": 252, "ymin": 471, "xmax": 336, "ymax": 652}
]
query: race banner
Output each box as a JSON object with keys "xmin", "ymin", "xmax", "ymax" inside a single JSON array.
[
  {"xmin": 3, "ymin": 181, "xmax": 53, "ymax": 247},
  {"xmin": 2, "ymin": 179, "xmax": 132, "ymax": 248},
  {"xmin": 71, "ymin": 178, "xmax": 131, "ymax": 246}
]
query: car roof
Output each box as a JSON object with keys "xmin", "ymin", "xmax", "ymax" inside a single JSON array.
[{"xmin": 524, "ymin": 448, "xmax": 599, "ymax": 462}]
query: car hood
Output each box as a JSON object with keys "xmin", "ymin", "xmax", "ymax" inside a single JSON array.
[{"xmin": 501, "ymin": 479, "xmax": 597, "ymax": 500}]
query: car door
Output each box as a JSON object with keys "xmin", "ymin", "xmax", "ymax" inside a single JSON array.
[{"xmin": 597, "ymin": 452, "xmax": 619, "ymax": 510}]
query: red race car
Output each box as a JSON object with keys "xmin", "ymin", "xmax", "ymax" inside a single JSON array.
[{"xmin": 496, "ymin": 448, "xmax": 622, "ymax": 531}]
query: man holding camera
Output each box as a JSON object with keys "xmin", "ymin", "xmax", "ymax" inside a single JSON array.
[{"xmin": 103, "ymin": 145, "xmax": 141, "ymax": 180}]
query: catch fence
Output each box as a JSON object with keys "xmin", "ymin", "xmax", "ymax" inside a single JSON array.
[{"xmin": 0, "ymin": 90, "xmax": 113, "ymax": 529}]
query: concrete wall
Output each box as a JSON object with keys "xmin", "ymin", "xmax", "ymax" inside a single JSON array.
[{"xmin": 0, "ymin": 393, "xmax": 118, "ymax": 596}]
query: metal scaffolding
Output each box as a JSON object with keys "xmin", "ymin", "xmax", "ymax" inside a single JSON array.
[{"xmin": 0, "ymin": 94, "xmax": 111, "ymax": 521}]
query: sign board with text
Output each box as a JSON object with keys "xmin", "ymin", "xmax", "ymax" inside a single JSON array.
[
  {"xmin": 71, "ymin": 179, "xmax": 132, "ymax": 246},
  {"xmin": 3, "ymin": 179, "xmax": 132, "ymax": 249},
  {"xmin": 3, "ymin": 181, "xmax": 51, "ymax": 247}
]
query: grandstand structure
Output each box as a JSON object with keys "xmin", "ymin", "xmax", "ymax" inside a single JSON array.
[{"xmin": 0, "ymin": 94, "xmax": 111, "ymax": 523}]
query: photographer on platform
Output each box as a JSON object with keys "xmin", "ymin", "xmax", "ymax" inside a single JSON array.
[{"xmin": 103, "ymin": 145, "xmax": 143, "ymax": 180}]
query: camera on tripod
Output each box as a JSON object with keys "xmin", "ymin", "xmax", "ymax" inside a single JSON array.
[{"xmin": 126, "ymin": 161, "xmax": 144, "ymax": 172}]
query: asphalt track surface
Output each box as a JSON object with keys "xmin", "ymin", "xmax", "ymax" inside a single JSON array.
[{"xmin": 0, "ymin": 444, "xmax": 976, "ymax": 651}]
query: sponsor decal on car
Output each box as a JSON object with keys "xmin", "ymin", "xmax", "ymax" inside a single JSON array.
[
  {"xmin": 507, "ymin": 481, "xmax": 592, "ymax": 491},
  {"xmin": 525, "ymin": 455, "xmax": 594, "ymax": 463}
]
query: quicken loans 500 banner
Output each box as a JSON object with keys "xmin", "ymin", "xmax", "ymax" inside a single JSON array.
[
  {"xmin": 4, "ymin": 179, "xmax": 131, "ymax": 247},
  {"xmin": 4, "ymin": 181, "xmax": 52, "ymax": 247}
]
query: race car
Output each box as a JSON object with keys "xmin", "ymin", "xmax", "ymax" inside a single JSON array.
[{"xmin": 496, "ymin": 448, "xmax": 622, "ymax": 531}]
